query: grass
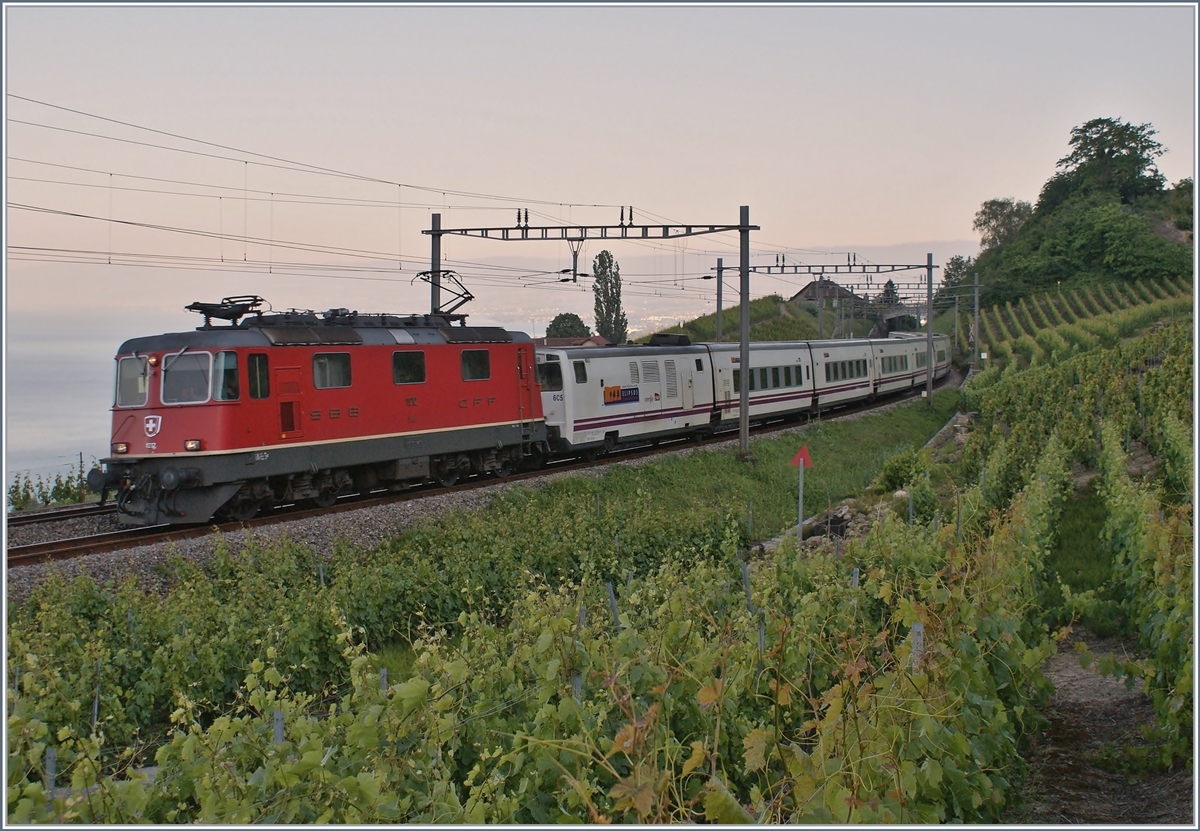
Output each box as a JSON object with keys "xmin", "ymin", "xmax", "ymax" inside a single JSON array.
[{"xmin": 1041, "ymin": 479, "xmax": 1123, "ymax": 636}]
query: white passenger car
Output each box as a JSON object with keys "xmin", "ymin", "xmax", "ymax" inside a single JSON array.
[{"xmin": 536, "ymin": 339, "xmax": 715, "ymax": 455}]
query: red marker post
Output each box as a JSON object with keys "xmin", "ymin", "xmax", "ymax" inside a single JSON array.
[{"xmin": 791, "ymin": 444, "xmax": 812, "ymax": 544}]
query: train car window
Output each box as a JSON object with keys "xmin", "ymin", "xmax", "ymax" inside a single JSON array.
[
  {"xmin": 313, "ymin": 353, "xmax": 352, "ymax": 388},
  {"xmin": 771, "ymin": 367, "xmax": 780, "ymax": 388},
  {"xmin": 784, "ymin": 366, "xmax": 792, "ymax": 386},
  {"xmin": 748, "ymin": 369, "xmax": 756, "ymax": 391},
  {"xmin": 537, "ymin": 362, "xmax": 563, "ymax": 391},
  {"xmin": 393, "ymin": 351, "xmax": 426, "ymax": 384},
  {"xmin": 805, "ymin": 365, "xmax": 810, "ymax": 381},
  {"xmin": 733, "ymin": 369, "xmax": 740, "ymax": 393},
  {"xmin": 462, "ymin": 350, "xmax": 491, "ymax": 381},
  {"xmin": 759, "ymin": 368, "xmax": 768, "ymax": 390},
  {"xmin": 824, "ymin": 364, "xmax": 830, "ymax": 383},
  {"xmin": 116, "ymin": 356, "xmax": 148, "ymax": 407},
  {"xmin": 162, "ymin": 352, "xmax": 212, "ymax": 404},
  {"xmin": 860, "ymin": 359, "xmax": 867, "ymax": 376},
  {"xmin": 573, "ymin": 361, "xmax": 587, "ymax": 384},
  {"xmin": 695, "ymin": 358, "xmax": 703, "ymax": 371},
  {"xmin": 212, "ymin": 351, "xmax": 240, "ymax": 401},
  {"xmin": 937, "ymin": 349, "xmax": 946, "ymax": 363},
  {"xmin": 248, "ymin": 354, "xmax": 270, "ymax": 399},
  {"xmin": 629, "ymin": 362, "xmax": 640, "ymax": 384}
]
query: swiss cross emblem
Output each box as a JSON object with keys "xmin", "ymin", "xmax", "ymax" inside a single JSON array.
[{"xmin": 144, "ymin": 415, "xmax": 162, "ymax": 437}]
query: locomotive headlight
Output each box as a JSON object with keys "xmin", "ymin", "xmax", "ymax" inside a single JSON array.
[
  {"xmin": 147, "ymin": 356, "xmax": 159, "ymax": 366},
  {"xmin": 184, "ymin": 439, "xmax": 202, "ymax": 452},
  {"xmin": 113, "ymin": 442, "xmax": 129, "ymax": 454}
]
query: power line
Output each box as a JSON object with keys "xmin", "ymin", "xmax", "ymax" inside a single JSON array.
[{"xmin": 8, "ymin": 94, "xmax": 628, "ymax": 208}]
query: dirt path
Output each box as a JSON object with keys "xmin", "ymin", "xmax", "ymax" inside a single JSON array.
[{"xmin": 1005, "ymin": 632, "xmax": 1194, "ymax": 824}]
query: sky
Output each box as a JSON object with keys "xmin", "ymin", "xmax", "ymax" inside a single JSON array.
[{"xmin": 3, "ymin": 3, "xmax": 1196, "ymax": 482}]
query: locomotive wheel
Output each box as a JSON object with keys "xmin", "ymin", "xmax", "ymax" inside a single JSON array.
[
  {"xmin": 496, "ymin": 458, "xmax": 516, "ymax": 479},
  {"xmin": 436, "ymin": 465, "xmax": 459, "ymax": 488},
  {"xmin": 229, "ymin": 498, "xmax": 262, "ymax": 522},
  {"xmin": 314, "ymin": 489, "xmax": 338, "ymax": 509}
]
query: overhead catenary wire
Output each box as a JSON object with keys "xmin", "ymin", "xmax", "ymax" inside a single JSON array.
[{"xmin": 9, "ymin": 94, "xmax": 952, "ymax": 315}]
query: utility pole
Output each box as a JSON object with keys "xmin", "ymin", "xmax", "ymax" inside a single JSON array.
[
  {"xmin": 739, "ymin": 206, "xmax": 751, "ymax": 455},
  {"xmin": 715, "ymin": 258, "xmax": 724, "ymax": 342},
  {"xmin": 954, "ymin": 294, "xmax": 959, "ymax": 353},
  {"xmin": 430, "ymin": 212, "xmax": 442, "ymax": 314},
  {"xmin": 973, "ymin": 272, "xmax": 980, "ymax": 372},
  {"xmin": 817, "ymin": 274, "xmax": 824, "ymax": 337},
  {"xmin": 925, "ymin": 252, "xmax": 934, "ymax": 407}
]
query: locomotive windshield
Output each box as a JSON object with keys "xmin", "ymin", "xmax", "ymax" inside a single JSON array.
[
  {"xmin": 536, "ymin": 362, "xmax": 563, "ymax": 392},
  {"xmin": 116, "ymin": 356, "xmax": 148, "ymax": 407},
  {"xmin": 162, "ymin": 352, "xmax": 212, "ymax": 404}
]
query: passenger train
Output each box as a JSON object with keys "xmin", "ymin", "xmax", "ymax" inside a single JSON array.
[{"xmin": 88, "ymin": 296, "xmax": 950, "ymax": 525}]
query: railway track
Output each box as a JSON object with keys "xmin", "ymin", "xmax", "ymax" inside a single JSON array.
[
  {"xmin": 7, "ymin": 375, "xmax": 957, "ymax": 569},
  {"xmin": 6, "ymin": 501, "xmax": 117, "ymax": 528}
]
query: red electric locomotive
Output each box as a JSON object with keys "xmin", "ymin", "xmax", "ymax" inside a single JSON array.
[{"xmin": 88, "ymin": 297, "xmax": 547, "ymax": 525}]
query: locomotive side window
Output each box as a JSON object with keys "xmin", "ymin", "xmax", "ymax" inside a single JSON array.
[
  {"xmin": 537, "ymin": 362, "xmax": 563, "ymax": 391},
  {"xmin": 393, "ymin": 351, "xmax": 426, "ymax": 384},
  {"xmin": 462, "ymin": 349, "xmax": 491, "ymax": 381},
  {"xmin": 248, "ymin": 354, "xmax": 270, "ymax": 399},
  {"xmin": 116, "ymin": 356, "xmax": 148, "ymax": 407},
  {"xmin": 162, "ymin": 352, "xmax": 212, "ymax": 404},
  {"xmin": 313, "ymin": 353, "xmax": 352, "ymax": 388},
  {"xmin": 212, "ymin": 351, "xmax": 240, "ymax": 401},
  {"xmin": 573, "ymin": 361, "xmax": 587, "ymax": 384}
]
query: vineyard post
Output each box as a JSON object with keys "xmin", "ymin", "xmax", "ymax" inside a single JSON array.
[
  {"xmin": 851, "ymin": 567, "xmax": 859, "ymax": 588},
  {"xmin": 92, "ymin": 662, "xmax": 101, "ymax": 731},
  {"xmin": 909, "ymin": 622, "xmax": 925, "ymax": 673},
  {"xmin": 380, "ymin": 668, "xmax": 388, "ymax": 693},
  {"xmin": 605, "ymin": 582, "xmax": 621, "ymax": 632},
  {"xmin": 740, "ymin": 559, "xmax": 756, "ymax": 615},
  {"xmin": 572, "ymin": 604, "xmax": 586, "ymax": 701},
  {"xmin": 908, "ymin": 491, "xmax": 913, "ymax": 524},
  {"xmin": 44, "ymin": 746, "xmax": 56, "ymax": 794}
]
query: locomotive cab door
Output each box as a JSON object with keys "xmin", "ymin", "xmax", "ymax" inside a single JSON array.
[
  {"xmin": 276, "ymin": 366, "xmax": 305, "ymax": 439},
  {"xmin": 516, "ymin": 347, "xmax": 535, "ymax": 435}
]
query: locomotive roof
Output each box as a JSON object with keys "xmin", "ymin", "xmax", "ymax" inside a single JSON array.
[{"xmin": 117, "ymin": 309, "xmax": 529, "ymax": 354}]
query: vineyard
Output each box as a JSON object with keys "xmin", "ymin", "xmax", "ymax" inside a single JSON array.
[
  {"xmin": 7, "ymin": 308, "xmax": 1192, "ymax": 821},
  {"xmin": 966, "ymin": 276, "xmax": 1191, "ymax": 371}
]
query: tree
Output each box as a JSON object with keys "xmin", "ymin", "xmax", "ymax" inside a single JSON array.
[
  {"xmin": 592, "ymin": 250, "xmax": 628, "ymax": 343},
  {"xmin": 879, "ymin": 279, "xmax": 899, "ymax": 306},
  {"xmin": 935, "ymin": 254, "xmax": 975, "ymax": 306},
  {"xmin": 973, "ymin": 198, "xmax": 1033, "ymax": 250},
  {"xmin": 1056, "ymin": 117, "xmax": 1166, "ymax": 203},
  {"xmin": 545, "ymin": 312, "xmax": 591, "ymax": 339}
]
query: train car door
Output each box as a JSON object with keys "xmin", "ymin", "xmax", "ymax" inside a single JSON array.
[
  {"xmin": 516, "ymin": 346, "xmax": 536, "ymax": 433},
  {"xmin": 276, "ymin": 366, "xmax": 305, "ymax": 439}
]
